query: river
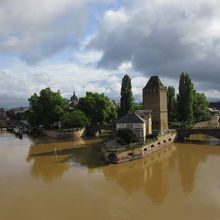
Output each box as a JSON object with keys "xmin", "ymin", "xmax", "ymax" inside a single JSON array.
[{"xmin": 0, "ymin": 131, "xmax": 220, "ymax": 220}]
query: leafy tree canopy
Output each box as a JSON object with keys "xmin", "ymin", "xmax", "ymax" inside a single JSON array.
[
  {"xmin": 120, "ymin": 74, "xmax": 133, "ymax": 117},
  {"xmin": 167, "ymin": 86, "xmax": 177, "ymax": 122},
  {"xmin": 133, "ymin": 103, "xmax": 143, "ymax": 111},
  {"xmin": 61, "ymin": 110, "xmax": 90, "ymax": 128},
  {"xmin": 193, "ymin": 92, "xmax": 210, "ymax": 122},
  {"xmin": 77, "ymin": 92, "xmax": 117, "ymax": 126},
  {"xmin": 177, "ymin": 73, "xmax": 194, "ymax": 122},
  {"xmin": 174, "ymin": 73, "xmax": 210, "ymax": 123},
  {"xmin": 28, "ymin": 88, "xmax": 67, "ymax": 128}
]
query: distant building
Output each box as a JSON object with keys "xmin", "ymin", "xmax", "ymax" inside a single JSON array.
[
  {"xmin": 143, "ymin": 76, "xmax": 168, "ymax": 131},
  {"xmin": 0, "ymin": 108, "xmax": 6, "ymax": 120},
  {"xmin": 116, "ymin": 113, "xmax": 146, "ymax": 142},
  {"xmin": 13, "ymin": 107, "xmax": 30, "ymax": 114},
  {"xmin": 208, "ymin": 107, "xmax": 219, "ymax": 123},
  {"xmin": 69, "ymin": 91, "xmax": 78, "ymax": 110},
  {"xmin": 209, "ymin": 102, "xmax": 220, "ymax": 111}
]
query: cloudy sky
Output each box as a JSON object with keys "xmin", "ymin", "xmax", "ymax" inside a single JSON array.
[{"xmin": 0, "ymin": 0, "xmax": 220, "ymax": 108}]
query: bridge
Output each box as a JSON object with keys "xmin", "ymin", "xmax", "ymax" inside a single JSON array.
[
  {"xmin": 0, "ymin": 120, "xmax": 19, "ymax": 131},
  {"xmin": 177, "ymin": 128, "xmax": 220, "ymax": 141}
]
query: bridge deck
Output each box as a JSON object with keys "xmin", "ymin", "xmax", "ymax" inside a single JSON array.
[{"xmin": 177, "ymin": 128, "xmax": 220, "ymax": 140}]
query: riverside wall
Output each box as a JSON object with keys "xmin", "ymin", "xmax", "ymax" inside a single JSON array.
[{"xmin": 103, "ymin": 132, "xmax": 177, "ymax": 164}]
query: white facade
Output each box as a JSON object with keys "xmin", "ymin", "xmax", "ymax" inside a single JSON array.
[
  {"xmin": 135, "ymin": 110, "xmax": 152, "ymax": 135},
  {"xmin": 116, "ymin": 122, "xmax": 146, "ymax": 142}
]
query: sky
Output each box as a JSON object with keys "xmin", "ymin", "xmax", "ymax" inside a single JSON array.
[{"xmin": 0, "ymin": 0, "xmax": 220, "ymax": 108}]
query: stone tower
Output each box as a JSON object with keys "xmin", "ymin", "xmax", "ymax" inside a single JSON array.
[{"xmin": 143, "ymin": 76, "xmax": 168, "ymax": 131}]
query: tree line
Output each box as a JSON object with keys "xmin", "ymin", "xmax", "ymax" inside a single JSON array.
[
  {"xmin": 28, "ymin": 89, "xmax": 117, "ymax": 130},
  {"xmin": 28, "ymin": 74, "xmax": 138, "ymax": 130},
  {"xmin": 27, "ymin": 72, "xmax": 210, "ymax": 131},
  {"xmin": 167, "ymin": 73, "xmax": 210, "ymax": 123}
]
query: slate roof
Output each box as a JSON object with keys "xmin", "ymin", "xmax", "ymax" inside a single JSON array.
[
  {"xmin": 143, "ymin": 76, "xmax": 166, "ymax": 90},
  {"xmin": 117, "ymin": 113, "xmax": 146, "ymax": 124}
]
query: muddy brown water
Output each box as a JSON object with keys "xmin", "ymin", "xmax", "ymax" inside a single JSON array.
[{"xmin": 0, "ymin": 131, "xmax": 220, "ymax": 220}]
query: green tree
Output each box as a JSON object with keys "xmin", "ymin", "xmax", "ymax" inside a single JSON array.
[
  {"xmin": 133, "ymin": 103, "xmax": 143, "ymax": 111},
  {"xmin": 61, "ymin": 110, "xmax": 90, "ymax": 128},
  {"xmin": 167, "ymin": 86, "xmax": 177, "ymax": 122},
  {"xmin": 28, "ymin": 88, "xmax": 67, "ymax": 128},
  {"xmin": 193, "ymin": 92, "xmax": 210, "ymax": 122},
  {"xmin": 120, "ymin": 74, "xmax": 133, "ymax": 116},
  {"xmin": 177, "ymin": 73, "xmax": 194, "ymax": 122},
  {"xmin": 77, "ymin": 92, "xmax": 117, "ymax": 126}
]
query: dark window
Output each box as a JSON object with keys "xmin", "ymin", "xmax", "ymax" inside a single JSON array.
[
  {"xmin": 163, "ymin": 140, "xmax": 166, "ymax": 143},
  {"xmin": 128, "ymin": 153, "xmax": 133, "ymax": 157},
  {"xmin": 158, "ymin": 142, "xmax": 160, "ymax": 145},
  {"xmin": 151, "ymin": 145, "xmax": 154, "ymax": 148},
  {"xmin": 169, "ymin": 138, "xmax": 171, "ymax": 141},
  {"xmin": 144, "ymin": 148, "xmax": 147, "ymax": 151}
]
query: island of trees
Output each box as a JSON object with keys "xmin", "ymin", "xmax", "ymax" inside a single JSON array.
[{"xmin": 26, "ymin": 73, "xmax": 210, "ymax": 137}]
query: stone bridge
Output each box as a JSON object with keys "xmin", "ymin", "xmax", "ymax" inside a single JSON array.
[{"xmin": 177, "ymin": 128, "xmax": 220, "ymax": 141}]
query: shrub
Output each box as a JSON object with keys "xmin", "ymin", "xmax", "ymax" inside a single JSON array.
[
  {"xmin": 146, "ymin": 130, "xmax": 159, "ymax": 139},
  {"xmin": 116, "ymin": 128, "xmax": 136, "ymax": 144}
]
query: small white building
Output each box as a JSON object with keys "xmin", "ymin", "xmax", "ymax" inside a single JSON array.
[
  {"xmin": 116, "ymin": 113, "xmax": 146, "ymax": 142},
  {"xmin": 135, "ymin": 109, "xmax": 152, "ymax": 135}
]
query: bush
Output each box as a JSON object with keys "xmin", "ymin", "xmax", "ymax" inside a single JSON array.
[
  {"xmin": 61, "ymin": 110, "xmax": 91, "ymax": 128},
  {"xmin": 116, "ymin": 128, "xmax": 136, "ymax": 144},
  {"xmin": 146, "ymin": 131, "xmax": 159, "ymax": 139}
]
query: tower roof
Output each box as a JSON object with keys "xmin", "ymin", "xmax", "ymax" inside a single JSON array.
[
  {"xmin": 143, "ymin": 76, "xmax": 166, "ymax": 90},
  {"xmin": 71, "ymin": 90, "xmax": 78, "ymax": 101}
]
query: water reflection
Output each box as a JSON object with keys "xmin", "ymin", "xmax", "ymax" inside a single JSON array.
[
  {"xmin": 186, "ymin": 134, "xmax": 220, "ymax": 146},
  {"xmin": 177, "ymin": 144, "xmax": 207, "ymax": 192},
  {"xmin": 27, "ymin": 155, "xmax": 69, "ymax": 182},
  {"xmin": 27, "ymin": 137, "xmax": 106, "ymax": 181},
  {"xmin": 27, "ymin": 134, "xmax": 220, "ymax": 204},
  {"xmin": 103, "ymin": 145, "xmax": 177, "ymax": 204}
]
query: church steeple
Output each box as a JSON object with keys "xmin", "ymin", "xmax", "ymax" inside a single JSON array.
[
  {"xmin": 71, "ymin": 90, "xmax": 78, "ymax": 102},
  {"xmin": 69, "ymin": 90, "xmax": 78, "ymax": 110}
]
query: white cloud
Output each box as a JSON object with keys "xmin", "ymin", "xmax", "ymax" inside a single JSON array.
[
  {"xmin": 0, "ymin": 0, "xmax": 219, "ymax": 108},
  {"xmin": 89, "ymin": 0, "xmax": 220, "ymax": 91},
  {"xmin": 0, "ymin": 0, "xmax": 114, "ymax": 64}
]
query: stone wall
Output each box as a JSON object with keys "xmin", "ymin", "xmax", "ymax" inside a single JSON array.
[
  {"xmin": 42, "ymin": 128, "xmax": 85, "ymax": 140},
  {"xmin": 143, "ymin": 88, "xmax": 168, "ymax": 132}
]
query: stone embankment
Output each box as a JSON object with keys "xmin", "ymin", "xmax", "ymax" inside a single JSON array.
[
  {"xmin": 42, "ymin": 128, "xmax": 85, "ymax": 140},
  {"xmin": 102, "ymin": 132, "xmax": 176, "ymax": 163}
]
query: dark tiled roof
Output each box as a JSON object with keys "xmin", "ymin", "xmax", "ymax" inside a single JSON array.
[
  {"xmin": 143, "ymin": 76, "xmax": 165, "ymax": 90},
  {"xmin": 209, "ymin": 102, "xmax": 220, "ymax": 110},
  {"xmin": 117, "ymin": 113, "xmax": 146, "ymax": 124}
]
